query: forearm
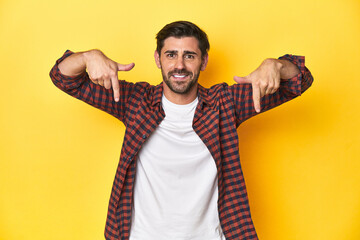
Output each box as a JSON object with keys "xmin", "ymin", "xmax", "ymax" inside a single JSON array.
[
  {"xmin": 231, "ymin": 54, "xmax": 313, "ymax": 123},
  {"xmin": 58, "ymin": 51, "xmax": 88, "ymax": 77},
  {"xmin": 278, "ymin": 54, "xmax": 314, "ymax": 93},
  {"xmin": 50, "ymin": 50, "xmax": 131, "ymax": 121},
  {"xmin": 274, "ymin": 59, "xmax": 301, "ymax": 80}
]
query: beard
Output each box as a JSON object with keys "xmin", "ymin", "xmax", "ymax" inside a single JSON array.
[{"xmin": 161, "ymin": 67, "xmax": 200, "ymax": 94}]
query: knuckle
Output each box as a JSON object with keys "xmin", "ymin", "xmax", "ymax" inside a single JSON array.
[
  {"xmin": 260, "ymin": 81, "xmax": 268, "ymax": 88},
  {"xmin": 112, "ymin": 85, "xmax": 120, "ymax": 91},
  {"xmin": 89, "ymin": 74, "xmax": 97, "ymax": 80},
  {"xmin": 109, "ymin": 72, "xmax": 117, "ymax": 78}
]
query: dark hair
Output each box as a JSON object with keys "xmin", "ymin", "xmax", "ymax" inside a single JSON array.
[{"xmin": 156, "ymin": 21, "xmax": 210, "ymax": 57}]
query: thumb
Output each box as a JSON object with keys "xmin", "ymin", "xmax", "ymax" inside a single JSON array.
[
  {"xmin": 233, "ymin": 76, "xmax": 251, "ymax": 84},
  {"xmin": 117, "ymin": 62, "xmax": 135, "ymax": 71}
]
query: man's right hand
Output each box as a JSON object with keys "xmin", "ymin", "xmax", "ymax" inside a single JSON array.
[
  {"xmin": 83, "ymin": 50, "xmax": 135, "ymax": 102},
  {"xmin": 58, "ymin": 49, "xmax": 135, "ymax": 102}
]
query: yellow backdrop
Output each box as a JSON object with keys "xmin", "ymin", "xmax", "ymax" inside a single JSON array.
[{"xmin": 1, "ymin": 0, "xmax": 359, "ymax": 239}]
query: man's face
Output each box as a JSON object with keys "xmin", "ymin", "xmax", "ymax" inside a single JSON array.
[{"xmin": 155, "ymin": 36, "xmax": 208, "ymax": 94}]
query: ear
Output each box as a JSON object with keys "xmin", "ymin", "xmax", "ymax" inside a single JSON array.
[
  {"xmin": 154, "ymin": 50, "xmax": 161, "ymax": 69},
  {"xmin": 200, "ymin": 54, "xmax": 209, "ymax": 71}
]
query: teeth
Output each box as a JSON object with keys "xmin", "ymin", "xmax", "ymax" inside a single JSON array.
[{"xmin": 173, "ymin": 75, "xmax": 186, "ymax": 78}]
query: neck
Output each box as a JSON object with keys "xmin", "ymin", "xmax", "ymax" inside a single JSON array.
[{"xmin": 163, "ymin": 83, "xmax": 198, "ymax": 105}]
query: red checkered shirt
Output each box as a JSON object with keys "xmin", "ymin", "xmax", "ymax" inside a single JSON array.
[{"xmin": 50, "ymin": 50, "xmax": 313, "ymax": 240}]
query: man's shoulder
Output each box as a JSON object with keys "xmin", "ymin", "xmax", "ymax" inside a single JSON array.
[
  {"xmin": 124, "ymin": 81, "xmax": 162, "ymax": 105},
  {"xmin": 197, "ymin": 82, "xmax": 234, "ymax": 108},
  {"xmin": 122, "ymin": 80, "xmax": 159, "ymax": 92},
  {"xmin": 199, "ymin": 82, "xmax": 230, "ymax": 96}
]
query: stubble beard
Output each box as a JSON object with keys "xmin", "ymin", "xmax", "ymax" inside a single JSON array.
[{"xmin": 161, "ymin": 67, "xmax": 201, "ymax": 95}]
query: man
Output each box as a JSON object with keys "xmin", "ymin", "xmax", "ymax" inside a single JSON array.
[{"xmin": 50, "ymin": 21, "xmax": 313, "ymax": 240}]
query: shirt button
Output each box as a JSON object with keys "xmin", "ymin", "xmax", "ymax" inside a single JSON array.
[{"xmin": 142, "ymin": 134, "xmax": 146, "ymax": 139}]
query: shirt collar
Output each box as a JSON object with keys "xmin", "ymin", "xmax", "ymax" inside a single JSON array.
[
  {"xmin": 197, "ymin": 84, "xmax": 214, "ymax": 109},
  {"xmin": 152, "ymin": 82, "xmax": 163, "ymax": 106}
]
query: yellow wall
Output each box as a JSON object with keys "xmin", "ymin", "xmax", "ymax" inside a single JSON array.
[{"xmin": 1, "ymin": 0, "xmax": 359, "ymax": 239}]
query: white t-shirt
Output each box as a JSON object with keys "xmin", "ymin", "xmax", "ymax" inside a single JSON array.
[{"xmin": 129, "ymin": 95, "xmax": 225, "ymax": 240}]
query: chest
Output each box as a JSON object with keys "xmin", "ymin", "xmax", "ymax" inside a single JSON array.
[{"xmin": 122, "ymin": 92, "xmax": 237, "ymax": 173}]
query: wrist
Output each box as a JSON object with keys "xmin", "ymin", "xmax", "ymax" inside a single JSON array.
[
  {"xmin": 58, "ymin": 51, "xmax": 88, "ymax": 77},
  {"xmin": 82, "ymin": 49, "xmax": 98, "ymax": 68},
  {"xmin": 277, "ymin": 59, "xmax": 300, "ymax": 79},
  {"xmin": 263, "ymin": 58, "xmax": 283, "ymax": 72}
]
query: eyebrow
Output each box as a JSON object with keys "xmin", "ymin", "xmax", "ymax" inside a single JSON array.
[
  {"xmin": 164, "ymin": 50, "xmax": 198, "ymax": 55},
  {"xmin": 184, "ymin": 50, "xmax": 197, "ymax": 55}
]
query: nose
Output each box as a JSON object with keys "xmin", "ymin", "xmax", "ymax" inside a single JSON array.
[{"xmin": 174, "ymin": 57, "xmax": 185, "ymax": 70}]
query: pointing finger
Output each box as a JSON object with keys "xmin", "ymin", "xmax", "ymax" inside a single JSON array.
[
  {"xmin": 111, "ymin": 75, "xmax": 120, "ymax": 102},
  {"xmin": 252, "ymin": 84, "xmax": 261, "ymax": 113}
]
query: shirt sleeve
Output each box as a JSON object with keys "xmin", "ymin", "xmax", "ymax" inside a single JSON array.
[
  {"xmin": 228, "ymin": 54, "xmax": 314, "ymax": 127},
  {"xmin": 49, "ymin": 50, "xmax": 135, "ymax": 122}
]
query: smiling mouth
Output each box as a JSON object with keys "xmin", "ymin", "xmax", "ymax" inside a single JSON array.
[
  {"xmin": 171, "ymin": 74, "xmax": 189, "ymax": 80},
  {"xmin": 169, "ymin": 70, "xmax": 192, "ymax": 80}
]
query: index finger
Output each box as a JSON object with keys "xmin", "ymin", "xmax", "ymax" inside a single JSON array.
[
  {"xmin": 252, "ymin": 84, "xmax": 261, "ymax": 113},
  {"xmin": 111, "ymin": 75, "xmax": 120, "ymax": 102}
]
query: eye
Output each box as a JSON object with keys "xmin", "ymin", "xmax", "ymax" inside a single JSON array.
[
  {"xmin": 185, "ymin": 54, "xmax": 195, "ymax": 59},
  {"xmin": 166, "ymin": 53, "xmax": 176, "ymax": 58}
]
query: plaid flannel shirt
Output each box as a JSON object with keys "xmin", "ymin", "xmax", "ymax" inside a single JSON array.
[{"xmin": 50, "ymin": 50, "xmax": 313, "ymax": 240}]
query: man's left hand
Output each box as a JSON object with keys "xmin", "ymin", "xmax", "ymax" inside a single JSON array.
[{"xmin": 234, "ymin": 58, "xmax": 283, "ymax": 113}]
